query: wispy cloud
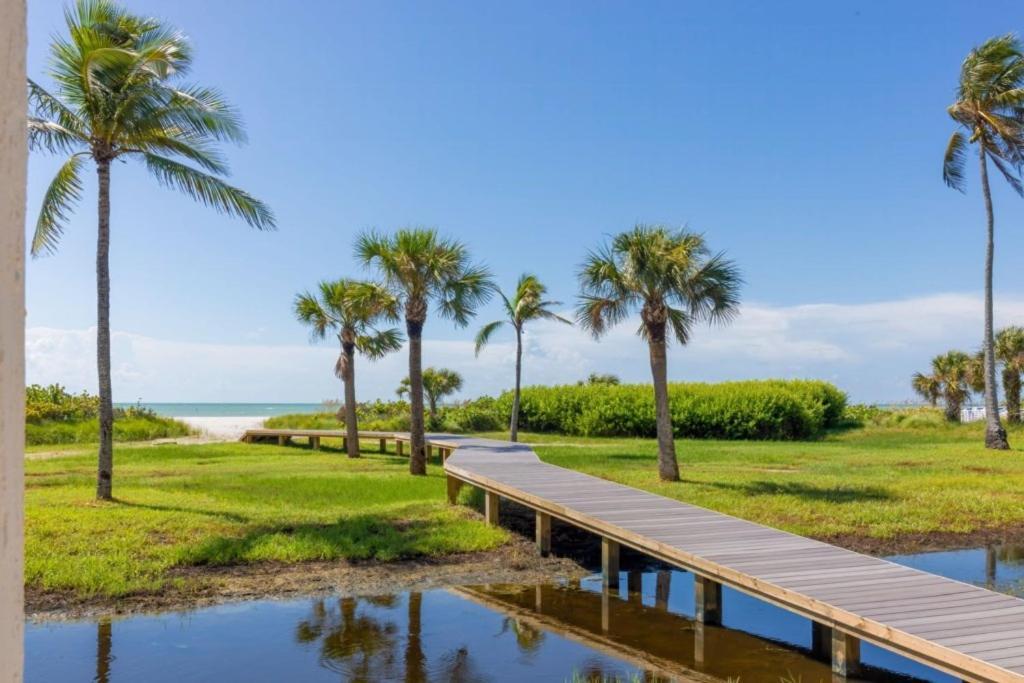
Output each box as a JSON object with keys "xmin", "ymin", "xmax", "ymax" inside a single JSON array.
[{"xmin": 25, "ymin": 293, "xmax": 1024, "ymax": 404}]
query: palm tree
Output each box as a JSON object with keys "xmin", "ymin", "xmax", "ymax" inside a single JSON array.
[
  {"xmin": 577, "ymin": 225, "xmax": 741, "ymax": 482},
  {"xmin": 397, "ymin": 367, "xmax": 464, "ymax": 423},
  {"xmin": 474, "ymin": 274, "xmax": 571, "ymax": 441},
  {"xmin": 996, "ymin": 326, "xmax": 1024, "ymax": 424},
  {"xmin": 295, "ymin": 280, "xmax": 402, "ymax": 457},
  {"xmin": 913, "ymin": 351, "xmax": 973, "ymax": 422},
  {"xmin": 28, "ymin": 1, "xmax": 275, "ymax": 499},
  {"xmin": 357, "ymin": 228, "xmax": 492, "ymax": 474},
  {"xmin": 942, "ymin": 34, "xmax": 1024, "ymax": 449}
]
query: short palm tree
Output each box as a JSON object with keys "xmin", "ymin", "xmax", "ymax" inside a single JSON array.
[
  {"xmin": 295, "ymin": 280, "xmax": 402, "ymax": 457},
  {"xmin": 474, "ymin": 274, "xmax": 571, "ymax": 441},
  {"xmin": 357, "ymin": 228, "xmax": 492, "ymax": 474},
  {"xmin": 577, "ymin": 225, "xmax": 741, "ymax": 482},
  {"xmin": 28, "ymin": 1, "xmax": 275, "ymax": 499},
  {"xmin": 997, "ymin": 327, "xmax": 1024, "ymax": 424},
  {"xmin": 397, "ymin": 367, "xmax": 464, "ymax": 423},
  {"xmin": 913, "ymin": 351, "xmax": 973, "ymax": 422},
  {"xmin": 942, "ymin": 34, "xmax": 1024, "ymax": 449}
]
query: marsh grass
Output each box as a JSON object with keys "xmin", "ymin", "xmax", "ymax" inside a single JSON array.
[{"xmin": 25, "ymin": 441, "xmax": 505, "ymax": 598}]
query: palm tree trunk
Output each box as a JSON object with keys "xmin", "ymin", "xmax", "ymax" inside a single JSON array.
[
  {"xmin": 944, "ymin": 393, "xmax": 962, "ymax": 423},
  {"xmin": 647, "ymin": 323, "xmax": 679, "ymax": 482},
  {"xmin": 407, "ymin": 319, "xmax": 427, "ymax": 475},
  {"xmin": 510, "ymin": 325, "xmax": 522, "ymax": 442},
  {"xmin": 404, "ymin": 592, "xmax": 426, "ymax": 683},
  {"xmin": 96, "ymin": 159, "xmax": 114, "ymax": 500},
  {"xmin": 342, "ymin": 341, "xmax": 359, "ymax": 457},
  {"xmin": 1004, "ymin": 367, "xmax": 1021, "ymax": 425},
  {"xmin": 979, "ymin": 148, "xmax": 1010, "ymax": 449}
]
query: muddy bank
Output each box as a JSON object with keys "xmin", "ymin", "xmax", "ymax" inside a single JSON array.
[{"xmin": 27, "ymin": 535, "xmax": 587, "ymax": 622}]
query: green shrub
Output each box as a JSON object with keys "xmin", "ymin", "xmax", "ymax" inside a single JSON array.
[
  {"xmin": 506, "ymin": 380, "xmax": 847, "ymax": 440},
  {"xmin": 26, "ymin": 415, "xmax": 191, "ymax": 445},
  {"xmin": 25, "ymin": 383, "xmax": 99, "ymax": 424}
]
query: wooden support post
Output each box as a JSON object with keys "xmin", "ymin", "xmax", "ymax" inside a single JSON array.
[
  {"xmin": 396, "ymin": 440, "xmax": 404, "ymax": 457},
  {"xmin": 425, "ymin": 444, "xmax": 433, "ymax": 459},
  {"xmin": 535, "ymin": 511, "xmax": 551, "ymax": 557},
  {"xmin": 310, "ymin": 436, "xmax": 320, "ymax": 450},
  {"xmin": 694, "ymin": 621, "xmax": 707, "ymax": 668},
  {"xmin": 277, "ymin": 435, "xmax": 288, "ymax": 446},
  {"xmin": 446, "ymin": 475, "xmax": 462, "ymax": 505},
  {"xmin": 831, "ymin": 630, "xmax": 861, "ymax": 677},
  {"xmin": 694, "ymin": 575, "xmax": 721, "ymax": 625},
  {"xmin": 441, "ymin": 448, "xmax": 451, "ymax": 462},
  {"xmin": 602, "ymin": 538, "xmax": 620, "ymax": 589},
  {"xmin": 627, "ymin": 570, "xmax": 643, "ymax": 603},
  {"xmin": 379, "ymin": 438, "xmax": 386, "ymax": 453},
  {"xmin": 534, "ymin": 585, "xmax": 543, "ymax": 613},
  {"xmin": 812, "ymin": 621, "xmax": 831, "ymax": 660},
  {"xmin": 655, "ymin": 570, "xmax": 671, "ymax": 611},
  {"xmin": 484, "ymin": 491, "xmax": 500, "ymax": 525},
  {"xmin": 341, "ymin": 437, "xmax": 348, "ymax": 451},
  {"xmin": 601, "ymin": 585, "xmax": 611, "ymax": 633}
]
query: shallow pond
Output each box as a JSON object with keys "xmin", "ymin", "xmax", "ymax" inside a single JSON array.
[{"xmin": 26, "ymin": 545, "xmax": 1024, "ymax": 682}]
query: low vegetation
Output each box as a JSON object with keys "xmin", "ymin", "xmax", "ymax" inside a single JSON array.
[
  {"xmin": 25, "ymin": 384, "xmax": 190, "ymax": 445},
  {"xmin": 25, "ymin": 440, "xmax": 505, "ymax": 598}
]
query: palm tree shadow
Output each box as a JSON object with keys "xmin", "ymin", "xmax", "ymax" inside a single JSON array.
[
  {"xmin": 113, "ymin": 499, "xmax": 251, "ymax": 523},
  {"xmin": 692, "ymin": 479, "xmax": 893, "ymax": 503}
]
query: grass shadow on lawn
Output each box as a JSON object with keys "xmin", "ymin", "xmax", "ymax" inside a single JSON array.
[
  {"xmin": 115, "ymin": 499, "xmax": 252, "ymax": 524},
  {"xmin": 693, "ymin": 479, "xmax": 893, "ymax": 504}
]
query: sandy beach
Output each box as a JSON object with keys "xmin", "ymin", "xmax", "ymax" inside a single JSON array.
[{"xmin": 179, "ymin": 416, "xmax": 266, "ymax": 440}]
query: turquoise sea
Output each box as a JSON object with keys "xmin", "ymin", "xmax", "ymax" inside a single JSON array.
[{"xmin": 115, "ymin": 403, "xmax": 326, "ymax": 417}]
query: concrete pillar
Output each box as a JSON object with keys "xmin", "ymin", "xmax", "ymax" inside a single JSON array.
[
  {"xmin": 535, "ymin": 511, "xmax": 551, "ymax": 557},
  {"xmin": 831, "ymin": 630, "xmax": 861, "ymax": 677},
  {"xmin": 0, "ymin": 2, "xmax": 27, "ymax": 680},
  {"xmin": 694, "ymin": 575, "xmax": 721, "ymax": 625},
  {"xmin": 484, "ymin": 491, "xmax": 499, "ymax": 525},
  {"xmin": 601, "ymin": 538, "xmax": 620, "ymax": 589}
]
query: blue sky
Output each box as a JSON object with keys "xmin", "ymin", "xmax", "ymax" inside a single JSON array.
[{"xmin": 23, "ymin": 0, "xmax": 1024, "ymax": 403}]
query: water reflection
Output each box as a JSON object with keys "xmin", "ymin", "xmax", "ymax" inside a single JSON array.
[{"xmin": 24, "ymin": 543, "xmax": 1024, "ymax": 683}]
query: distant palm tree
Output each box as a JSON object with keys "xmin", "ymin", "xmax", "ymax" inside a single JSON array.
[
  {"xmin": 474, "ymin": 274, "xmax": 571, "ymax": 441},
  {"xmin": 997, "ymin": 327, "xmax": 1024, "ymax": 424},
  {"xmin": 580, "ymin": 373, "xmax": 620, "ymax": 386},
  {"xmin": 295, "ymin": 280, "xmax": 402, "ymax": 456},
  {"xmin": 397, "ymin": 367, "xmax": 464, "ymax": 423},
  {"xmin": 577, "ymin": 225, "xmax": 741, "ymax": 481},
  {"xmin": 27, "ymin": 1, "xmax": 275, "ymax": 499},
  {"xmin": 913, "ymin": 351, "xmax": 973, "ymax": 422},
  {"xmin": 942, "ymin": 34, "xmax": 1024, "ymax": 449},
  {"xmin": 358, "ymin": 228, "xmax": 492, "ymax": 474}
]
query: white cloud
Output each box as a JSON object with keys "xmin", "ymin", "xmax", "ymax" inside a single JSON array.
[{"xmin": 25, "ymin": 293, "xmax": 1024, "ymax": 404}]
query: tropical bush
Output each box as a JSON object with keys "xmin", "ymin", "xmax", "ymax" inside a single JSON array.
[
  {"xmin": 25, "ymin": 384, "xmax": 99, "ymax": 423},
  {"xmin": 500, "ymin": 380, "xmax": 847, "ymax": 440},
  {"xmin": 842, "ymin": 404, "xmax": 950, "ymax": 429}
]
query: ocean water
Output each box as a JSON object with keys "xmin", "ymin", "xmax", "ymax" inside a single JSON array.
[{"xmin": 116, "ymin": 403, "xmax": 326, "ymax": 418}]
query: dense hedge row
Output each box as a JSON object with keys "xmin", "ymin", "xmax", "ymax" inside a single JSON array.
[{"xmin": 499, "ymin": 380, "xmax": 846, "ymax": 440}]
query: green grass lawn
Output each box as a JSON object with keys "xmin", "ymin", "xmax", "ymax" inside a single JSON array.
[
  {"xmin": 26, "ymin": 422, "xmax": 1024, "ymax": 601},
  {"xmin": 498, "ymin": 423, "xmax": 1024, "ymax": 542},
  {"xmin": 25, "ymin": 439, "xmax": 506, "ymax": 599}
]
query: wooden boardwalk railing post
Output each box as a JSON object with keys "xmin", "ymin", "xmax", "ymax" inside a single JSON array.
[
  {"xmin": 694, "ymin": 575, "xmax": 721, "ymax": 625},
  {"xmin": 602, "ymin": 538, "xmax": 620, "ymax": 589},
  {"xmin": 655, "ymin": 570, "xmax": 671, "ymax": 611},
  {"xmin": 310, "ymin": 436, "xmax": 320, "ymax": 450},
  {"xmin": 277, "ymin": 435, "xmax": 288, "ymax": 446},
  {"xmin": 484, "ymin": 491, "xmax": 500, "ymax": 525},
  {"xmin": 535, "ymin": 511, "xmax": 551, "ymax": 557},
  {"xmin": 396, "ymin": 440, "xmax": 404, "ymax": 457},
  {"xmin": 627, "ymin": 571, "xmax": 642, "ymax": 603},
  {"xmin": 694, "ymin": 621, "xmax": 707, "ymax": 668},
  {"xmin": 832, "ymin": 630, "xmax": 861, "ymax": 677},
  {"xmin": 379, "ymin": 438, "xmax": 386, "ymax": 453},
  {"xmin": 446, "ymin": 475, "xmax": 462, "ymax": 505}
]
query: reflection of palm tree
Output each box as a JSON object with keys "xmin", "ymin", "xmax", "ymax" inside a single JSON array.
[
  {"xmin": 438, "ymin": 646, "xmax": 488, "ymax": 682},
  {"xmin": 500, "ymin": 617, "xmax": 546, "ymax": 654},
  {"xmin": 295, "ymin": 597, "xmax": 398, "ymax": 682},
  {"xmin": 405, "ymin": 592, "xmax": 427, "ymax": 683},
  {"xmin": 95, "ymin": 619, "xmax": 112, "ymax": 683}
]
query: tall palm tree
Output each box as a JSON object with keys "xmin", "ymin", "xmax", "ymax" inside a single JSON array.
[
  {"xmin": 577, "ymin": 225, "xmax": 741, "ymax": 482},
  {"xmin": 913, "ymin": 351, "xmax": 974, "ymax": 422},
  {"xmin": 942, "ymin": 34, "xmax": 1024, "ymax": 449},
  {"xmin": 997, "ymin": 327, "xmax": 1024, "ymax": 424},
  {"xmin": 474, "ymin": 274, "xmax": 571, "ymax": 441},
  {"xmin": 295, "ymin": 280, "xmax": 402, "ymax": 457},
  {"xmin": 357, "ymin": 228, "xmax": 492, "ymax": 474},
  {"xmin": 28, "ymin": 1, "xmax": 275, "ymax": 499},
  {"xmin": 397, "ymin": 367, "xmax": 464, "ymax": 423}
]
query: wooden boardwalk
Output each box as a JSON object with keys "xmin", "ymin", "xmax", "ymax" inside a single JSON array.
[{"xmin": 436, "ymin": 435, "xmax": 1024, "ymax": 682}]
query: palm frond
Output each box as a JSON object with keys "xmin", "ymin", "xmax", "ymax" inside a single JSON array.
[
  {"xmin": 943, "ymin": 132, "xmax": 967, "ymax": 192},
  {"xmin": 474, "ymin": 320, "xmax": 505, "ymax": 356},
  {"xmin": 142, "ymin": 153, "xmax": 275, "ymax": 229},
  {"xmin": 28, "ymin": 117, "xmax": 87, "ymax": 155},
  {"xmin": 356, "ymin": 328, "xmax": 404, "ymax": 360},
  {"xmin": 32, "ymin": 154, "xmax": 86, "ymax": 256}
]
